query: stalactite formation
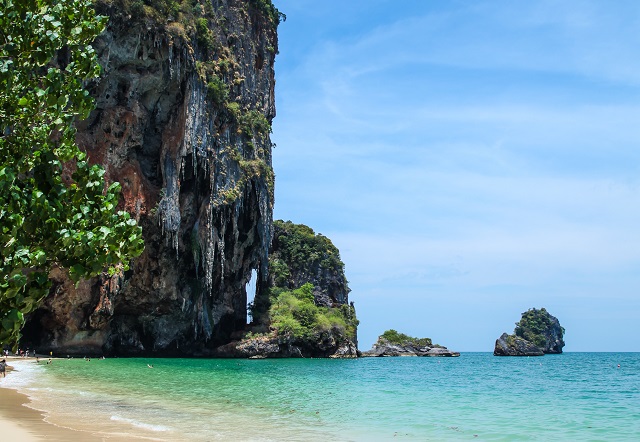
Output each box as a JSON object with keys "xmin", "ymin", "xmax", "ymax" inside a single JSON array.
[{"xmin": 22, "ymin": 0, "xmax": 278, "ymax": 356}]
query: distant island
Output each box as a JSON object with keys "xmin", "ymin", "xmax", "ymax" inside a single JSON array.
[
  {"xmin": 362, "ymin": 329, "xmax": 460, "ymax": 357},
  {"xmin": 494, "ymin": 308, "xmax": 565, "ymax": 356}
]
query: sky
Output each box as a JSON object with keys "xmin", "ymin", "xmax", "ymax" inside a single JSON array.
[{"xmin": 269, "ymin": 0, "xmax": 640, "ymax": 352}]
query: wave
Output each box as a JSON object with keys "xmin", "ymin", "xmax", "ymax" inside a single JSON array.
[
  {"xmin": 110, "ymin": 415, "xmax": 170, "ymax": 432},
  {"xmin": 0, "ymin": 360, "xmax": 44, "ymax": 389}
]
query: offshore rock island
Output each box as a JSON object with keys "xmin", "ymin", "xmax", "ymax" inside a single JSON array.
[
  {"xmin": 362, "ymin": 330, "xmax": 459, "ymax": 357},
  {"xmin": 494, "ymin": 308, "xmax": 565, "ymax": 356},
  {"xmin": 21, "ymin": 0, "xmax": 357, "ymax": 357}
]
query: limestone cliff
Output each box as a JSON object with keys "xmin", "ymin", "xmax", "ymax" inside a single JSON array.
[
  {"xmin": 494, "ymin": 308, "xmax": 565, "ymax": 356},
  {"xmin": 215, "ymin": 221, "xmax": 359, "ymax": 358},
  {"xmin": 22, "ymin": 0, "xmax": 281, "ymax": 356}
]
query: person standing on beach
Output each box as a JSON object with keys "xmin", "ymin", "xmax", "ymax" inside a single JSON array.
[{"xmin": 0, "ymin": 359, "xmax": 6, "ymax": 378}]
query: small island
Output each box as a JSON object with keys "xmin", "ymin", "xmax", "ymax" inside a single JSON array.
[
  {"xmin": 362, "ymin": 329, "xmax": 460, "ymax": 357},
  {"xmin": 494, "ymin": 308, "xmax": 565, "ymax": 356}
]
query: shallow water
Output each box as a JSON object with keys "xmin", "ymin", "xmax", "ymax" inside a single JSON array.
[{"xmin": 3, "ymin": 353, "xmax": 639, "ymax": 441}]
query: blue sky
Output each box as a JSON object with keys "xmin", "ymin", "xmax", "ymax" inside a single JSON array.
[{"xmin": 270, "ymin": 0, "xmax": 640, "ymax": 352}]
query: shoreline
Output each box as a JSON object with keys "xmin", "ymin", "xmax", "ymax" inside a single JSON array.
[
  {"xmin": 0, "ymin": 358, "xmax": 146, "ymax": 441},
  {"xmin": 0, "ymin": 358, "xmax": 89, "ymax": 441},
  {"xmin": 0, "ymin": 384, "xmax": 82, "ymax": 441}
]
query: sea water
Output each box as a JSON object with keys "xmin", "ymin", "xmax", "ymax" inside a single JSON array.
[{"xmin": 4, "ymin": 353, "xmax": 639, "ymax": 441}]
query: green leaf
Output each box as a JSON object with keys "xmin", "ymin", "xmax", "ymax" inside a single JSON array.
[
  {"xmin": 0, "ymin": 0, "xmax": 144, "ymax": 347},
  {"xmin": 68, "ymin": 264, "xmax": 86, "ymax": 282}
]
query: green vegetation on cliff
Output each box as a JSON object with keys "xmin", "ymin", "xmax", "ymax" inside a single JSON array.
[
  {"xmin": 96, "ymin": 0, "xmax": 284, "ymax": 29},
  {"xmin": 249, "ymin": 0, "xmax": 286, "ymax": 28},
  {"xmin": 495, "ymin": 307, "xmax": 565, "ymax": 356},
  {"xmin": 249, "ymin": 221, "xmax": 358, "ymax": 345},
  {"xmin": 514, "ymin": 307, "xmax": 565, "ymax": 349},
  {"xmin": 379, "ymin": 329, "xmax": 433, "ymax": 347},
  {"xmin": 267, "ymin": 283, "xmax": 358, "ymax": 341},
  {"xmin": 269, "ymin": 220, "xmax": 348, "ymax": 290},
  {"xmin": 0, "ymin": 0, "xmax": 144, "ymax": 346}
]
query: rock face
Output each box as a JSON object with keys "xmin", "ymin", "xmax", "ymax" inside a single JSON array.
[
  {"xmin": 22, "ymin": 1, "xmax": 280, "ymax": 356},
  {"xmin": 494, "ymin": 308, "xmax": 565, "ymax": 356},
  {"xmin": 493, "ymin": 333, "xmax": 544, "ymax": 356},
  {"xmin": 214, "ymin": 331, "xmax": 358, "ymax": 359},
  {"xmin": 362, "ymin": 330, "xmax": 459, "ymax": 357}
]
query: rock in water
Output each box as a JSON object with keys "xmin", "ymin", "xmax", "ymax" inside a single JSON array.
[
  {"xmin": 493, "ymin": 333, "xmax": 544, "ymax": 356},
  {"xmin": 362, "ymin": 330, "xmax": 459, "ymax": 357},
  {"xmin": 424, "ymin": 347, "xmax": 460, "ymax": 357},
  {"xmin": 494, "ymin": 308, "xmax": 565, "ymax": 356}
]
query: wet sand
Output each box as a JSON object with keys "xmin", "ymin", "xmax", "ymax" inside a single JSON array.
[
  {"xmin": 0, "ymin": 386, "xmax": 75, "ymax": 441},
  {"xmin": 0, "ymin": 358, "xmax": 145, "ymax": 441}
]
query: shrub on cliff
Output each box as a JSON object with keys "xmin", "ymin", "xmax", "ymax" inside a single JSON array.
[
  {"xmin": 380, "ymin": 329, "xmax": 433, "ymax": 347},
  {"xmin": 249, "ymin": 0, "xmax": 286, "ymax": 28},
  {"xmin": 514, "ymin": 308, "xmax": 565, "ymax": 350},
  {"xmin": 248, "ymin": 220, "xmax": 358, "ymax": 350},
  {"xmin": 268, "ymin": 283, "xmax": 358, "ymax": 341},
  {"xmin": 267, "ymin": 220, "xmax": 350, "ymax": 308},
  {"xmin": 0, "ymin": 0, "xmax": 144, "ymax": 346},
  {"xmin": 272, "ymin": 221, "xmax": 345, "ymax": 275}
]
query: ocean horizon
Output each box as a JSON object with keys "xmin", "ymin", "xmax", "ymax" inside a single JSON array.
[{"xmin": 1, "ymin": 352, "xmax": 638, "ymax": 441}]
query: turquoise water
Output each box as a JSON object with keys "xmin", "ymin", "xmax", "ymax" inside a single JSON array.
[{"xmin": 4, "ymin": 353, "xmax": 640, "ymax": 441}]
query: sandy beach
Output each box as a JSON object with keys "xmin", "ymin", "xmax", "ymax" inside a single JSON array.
[
  {"xmin": 0, "ymin": 384, "xmax": 72, "ymax": 441},
  {"xmin": 0, "ymin": 358, "xmax": 141, "ymax": 441},
  {"xmin": 0, "ymin": 388, "xmax": 40, "ymax": 441}
]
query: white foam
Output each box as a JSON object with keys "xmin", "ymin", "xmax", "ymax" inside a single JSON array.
[
  {"xmin": 0, "ymin": 360, "xmax": 44, "ymax": 389},
  {"xmin": 110, "ymin": 415, "xmax": 170, "ymax": 432}
]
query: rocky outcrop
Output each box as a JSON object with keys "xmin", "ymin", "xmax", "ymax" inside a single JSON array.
[
  {"xmin": 362, "ymin": 342, "xmax": 460, "ymax": 357},
  {"xmin": 494, "ymin": 308, "xmax": 565, "ymax": 356},
  {"xmin": 266, "ymin": 220, "xmax": 350, "ymax": 307},
  {"xmin": 423, "ymin": 347, "xmax": 460, "ymax": 357},
  {"xmin": 214, "ymin": 331, "xmax": 358, "ymax": 358},
  {"xmin": 218, "ymin": 221, "xmax": 359, "ymax": 358},
  {"xmin": 493, "ymin": 333, "xmax": 544, "ymax": 356},
  {"xmin": 22, "ymin": 0, "xmax": 280, "ymax": 356},
  {"xmin": 362, "ymin": 330, "xmax": 459, "ymax": 357}
]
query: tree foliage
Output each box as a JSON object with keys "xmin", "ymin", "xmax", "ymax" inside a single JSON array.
[
  {"xmin": 514, "ymin": 307, "xmax": 562, "ymax": 349},
  {"xmin": 268, "ymin": 283, "xmax": 358, "ymax": 341},
  {"xmin": 0, "ymin": 0, "xmax": 144, "ymax": 346},
  {"xmin": 379, "ymin": 329, "xmax": 433, "ymax": 348},
  {"xmin": 248, "ymin": 0, "xmax": 286, "ymax": 29},
  {"xmin": 270, "ymin": 220, "xmax": 347, "ymax": 282}
]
